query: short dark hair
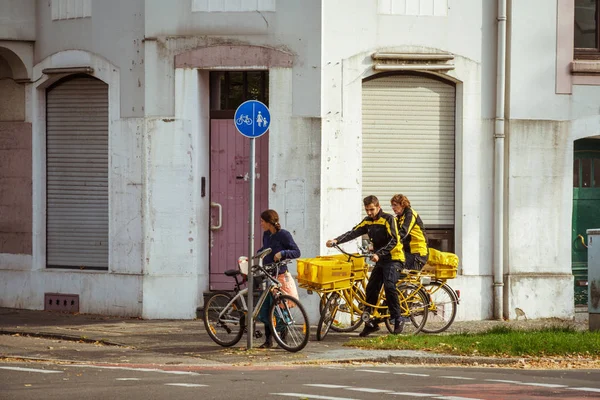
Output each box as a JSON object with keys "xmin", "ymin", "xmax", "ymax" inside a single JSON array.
[{"xmin": 363, "ymin": 195, "xmax": 379, "ymax": 207}]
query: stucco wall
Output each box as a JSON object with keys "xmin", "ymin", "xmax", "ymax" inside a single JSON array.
[
  {"xmin": 144, "ymin": 0, "xmax": 321, "ymax": 118},
  {"xmin": 0, "ymin": 0, "xmax": 35, "ymax": 41},
  {"xmin": 318, "ymin": 1, "xmax": 495, "ymax": 320},
  {"xmin": 508, "ymin": 0, "xmax": 570, "ymax": 120},
  {"xmin": 35, "ymin": 0, "xmax": 145, "ymax": 118}
]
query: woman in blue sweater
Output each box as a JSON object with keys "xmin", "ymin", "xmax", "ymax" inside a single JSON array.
[{"xmin": 256, "ymin": 209, "xmax": 301, "ymax": 348}]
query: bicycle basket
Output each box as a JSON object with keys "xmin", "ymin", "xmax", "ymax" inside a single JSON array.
[{"xmin": 238, "ymin": 256, "xmax": 248, "ymax": 275}]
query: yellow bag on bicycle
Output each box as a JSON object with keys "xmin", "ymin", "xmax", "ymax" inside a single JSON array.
[{"xmin": 428, "ymin": 248, "xmax": 459, "ymax": 268}]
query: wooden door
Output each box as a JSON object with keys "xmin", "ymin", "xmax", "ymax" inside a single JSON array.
[{"xmin": 208, "ymin": 71, "xmax": 269, "ymax": 290}]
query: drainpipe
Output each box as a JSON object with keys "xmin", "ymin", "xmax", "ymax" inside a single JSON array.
[{"xmin": 493, "ymin": 0, "xmax": 507, "ymax": 320}]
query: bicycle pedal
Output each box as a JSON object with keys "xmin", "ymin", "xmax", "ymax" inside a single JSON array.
[{"xmin": 254, "ymin": 330, "xmax": 263, "ymax": 339}]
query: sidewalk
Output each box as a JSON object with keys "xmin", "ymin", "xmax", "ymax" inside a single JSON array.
[{"xmin": 0, "ymin": 307, "xmax": 590, "ymax": 368}]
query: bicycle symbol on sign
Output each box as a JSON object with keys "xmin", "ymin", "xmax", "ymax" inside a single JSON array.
[{"xmin": 236, "ymin": 114, "xmax": 253, "ymax": 126}]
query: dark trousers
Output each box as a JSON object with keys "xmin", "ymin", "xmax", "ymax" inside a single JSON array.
[{"xmin": 365, "ymin": 259, "xmax": 402, "ymax": 323}]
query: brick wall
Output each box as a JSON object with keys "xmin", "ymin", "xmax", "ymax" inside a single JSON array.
[{"xmin": 0, "ymin": 122, "xmax": 32, "ymax": 254}]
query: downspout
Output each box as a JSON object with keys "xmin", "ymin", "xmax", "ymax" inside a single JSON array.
[{"xmin": 493, "ymin": 0, "xmax": 507, "ymax": 320}]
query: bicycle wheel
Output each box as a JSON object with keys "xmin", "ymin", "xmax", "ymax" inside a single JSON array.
[
  {"xmin": 203, "ymin": 291, "xmax": 244, "ymax": 347},
  {"xmin": 330, "ymin": 281, "xmax": 365, "ymax": 333},
  {"xmin": 269, "ymin": 294, "xmax": 310, "ymax": 352},
  {"xmin": 317, "ymin": 292, "xmax": 340, "ymax": 341},
  {"xmin": 421, "ymin": 281, "xmax": 458, "ymax": 333},
  {"xmin": 386, "ymin": 284, "xmax": 428, "ymax": 334}
]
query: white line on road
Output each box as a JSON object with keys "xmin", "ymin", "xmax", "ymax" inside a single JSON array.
[
  {"xmin": 356, "ymin": 369, "xmax": 390, "ymax": 374},
  {"xmin": 164, "ymin": 383, "xmax": 208, "ymax": 387},
  {"xmin": 433, "ymin": 396, "xmax": 483, "ymax": 400},
  {"xmin": 116, "ymin": 378, "xmax": 141, "ymax": 381},
  {"xmin": 439, "ymin": 376, "xmax": 475, "ymax": 380},
  {"xmin": 386, "ymin": 392, "xmax": 436, "ymax": 397},
  {"xmin": 0, "ymin": 366, "xmax": 63, "ymax": 374},
  {"xmin": 569, "ymin": 387, "xmax": 600, "ymax": 393},
  {"xmin": 393, "ymin": 372, "xmax": 430, "ymax": 377},
  {"xmin": 345, "ymin": 387, "xmax": 394, "ymax": 393},
  {"xmin": 484, "ymin": 379, "xmax": 521, "ymax": 384},
  {"xmin": 69, "ymin": 365, "xmax": 207, "ymax": 375},
  {"xmin": 273, "ymin": 394, "xmax": 359, "ymax": 400},
  {"xmin": 305, "ymin": 384, "xmax": 351, "ymax": 389},
  {"xmin": 520, "ymin": 382, "xmax": 567, "ymax": 388}
]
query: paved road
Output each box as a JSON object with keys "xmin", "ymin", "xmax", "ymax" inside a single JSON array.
[{"xmin": 1, "ymin": 361, "xmax": 599, "ymax": 400}]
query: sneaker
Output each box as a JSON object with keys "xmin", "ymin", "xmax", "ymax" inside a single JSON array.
[
  {"xmin": 393, "ymin": 318, "xmax": 407, "ymax": 335},
  {"xmin": 358, "ymin": 323, "xmax": 380, "ymax": 337}
]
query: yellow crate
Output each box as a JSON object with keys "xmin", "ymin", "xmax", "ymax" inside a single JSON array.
[
  {"xmin": 296, "ymin": 257, "xmax": 352, "ymax": 284},
  {"xmin": 314, "ymin": 254, "xmax": 366, "ymax": 278},
  {"xmin": 298, "ymin": 276, "xmax": 353, "ymax": 291},
  {"xmin": 425, "ymin": 263, "xmax": 458, "ymax": 279}
]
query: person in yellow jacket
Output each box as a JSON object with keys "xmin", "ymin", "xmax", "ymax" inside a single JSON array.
[
  {"xmin": 390, "ymin": 194, "xmax": 429, "ymax": 270},
  {"xmin": 326, "ymin": 195, "xmax": 406, "ymax": 336}
]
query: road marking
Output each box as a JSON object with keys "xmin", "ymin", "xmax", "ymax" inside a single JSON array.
[
  {"xmin": 273, "ymin": 394, "xmax": 358, "ymax": 400},
  {"xmin": 305, "ymin": 384, "xmax": 351, "ymax": 389},
  {"xmin": 520, "ymin": 382, "xmax": 567, "ymax": 388},
  {"xmin": 69, "ymin": 365, "xmax": 207, "ymax": 376},
  {"xmin": 346, "ymin": 387, "xmax": 393, "ymax": 393},
  {"xmin": 387, "ymin": 392, "xmax": 436, "ymax": 397},
  {"xmin": 433, "ymin": 397, "xmax": 483, "ymax": 400},
  {"xmin": 356, "ymin": 369, "xmax": 389, "ymax": 374},
  {"xmin": 439, "ymin": 376, "xmax": 475, "ymax": 380},
  {"xmin": 165, "ymin": 383, "xmax": 208, "ymax": 387},
  {"xmin": 116, "ymin": 378, "xmax": 141, "ymax": 381},
  {"xmin": 393, "ymin": 372, "xmax": 429, "ymax": 377},
  {"xmin": 0, "ymin": 366, "xmax": 63, "ymax": 374},
  {"xmin": 485, "ymin": 379, "xmax": 521, "ymax": 384},
  {"xmin": 570, "ymin": 387, "xmax": 600, "ymax": 393}
]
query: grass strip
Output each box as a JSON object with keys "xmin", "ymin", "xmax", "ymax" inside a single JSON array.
[{"xmin": 346, "ymin": 326, "xmax": 600, "ymax": 358}]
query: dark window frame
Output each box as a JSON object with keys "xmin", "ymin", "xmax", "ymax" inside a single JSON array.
[
  {"xmin": 575, "ymin": 0, "xmax": 600, "ymax": 59},
  {"xmin": 209, "ymin": 71, "xmax": 268, "ymax": 119}
]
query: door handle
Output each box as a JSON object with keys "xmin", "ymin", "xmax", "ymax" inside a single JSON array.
[
  {"xmin": 210, "ymin": 202, "xmax": 222, "ymax": 230},
  {"xmin": 577, "ymin": 234, "xmax": 588, "ymax": 248}
]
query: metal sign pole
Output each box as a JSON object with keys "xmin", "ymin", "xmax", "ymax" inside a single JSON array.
[
  {"xmin": 246, "ymin": 138, "xmax": 256, "ymax": 350},
  {"xmin": 233, "ymin": 100, "xmax": 269, "ymax": 351}
]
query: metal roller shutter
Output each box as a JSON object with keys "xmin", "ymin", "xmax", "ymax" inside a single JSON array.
[
  {"xmin": 362, "ymin": 74, "xmax": 455, "ymax": 226},
  {"xmin": 46, "ymin": 76, "xmax": 109, "ymax": 269}
]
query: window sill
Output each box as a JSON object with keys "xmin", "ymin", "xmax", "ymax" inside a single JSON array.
[{"xmin": 571, "ymin": 60, "xmax": 600, "ymax": 75}]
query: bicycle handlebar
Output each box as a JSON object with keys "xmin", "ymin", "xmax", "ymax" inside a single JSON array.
[{"xmin": 332, "ymin": 243, "xmax": 373, "ymax": 259}]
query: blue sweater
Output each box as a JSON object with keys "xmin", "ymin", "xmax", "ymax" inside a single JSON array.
[{"xmin": 257, "ymin": 229, "xmax": 301, "ymax": 273}]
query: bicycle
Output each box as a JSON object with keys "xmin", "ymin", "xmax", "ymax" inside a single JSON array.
[
  {"xmin": 407, "ymin": 263, "xmax": 460, "ymax": 334},
  {"xmin": 316, "ymin": 244, "xmax": 429, "ymax": 340},
  {"xmin": 203, "ymin": 248, "xmax": 310, "ymax": 352}
]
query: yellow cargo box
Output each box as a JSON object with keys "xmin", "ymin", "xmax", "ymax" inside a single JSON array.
[
  {"xmin": 297, "ymin": 276, "xmax": 353, "ymax": 291},
  {"xmin": 423, "ymin": 263, "xmax": 458, "ymax": 279},
  {"xmin": 313, "ymin": 254, "xmax": 367, "ymax": 279},
  {"xmin": 296, "ymin": 257, "xmax": 352, "ymax": 284}
]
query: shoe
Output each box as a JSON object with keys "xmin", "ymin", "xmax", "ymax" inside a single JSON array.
[
  {"xmin": 393, "ymin": 318, "xmax": 406, "ymax": 335},
  {"xmin": 258, "ymin": 340, "xmax": 273, "ymax": 349},
  {"xmin": 358, "ymin": 323, "xmax": 380, "ymax": 337}
]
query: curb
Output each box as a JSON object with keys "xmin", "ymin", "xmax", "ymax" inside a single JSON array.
[{"xmin": 0, "ymin": 330, "xmax": 126, "ymax": 347}]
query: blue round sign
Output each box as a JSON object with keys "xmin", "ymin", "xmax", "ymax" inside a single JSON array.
[{"xmin": 234, "ymin": 100, "xmax": 271, "ymax": 138}]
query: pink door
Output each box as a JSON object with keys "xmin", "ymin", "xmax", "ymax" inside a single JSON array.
[{"xmin": 209, "ymin": 119, "xmax": 269, "ymax": 290}]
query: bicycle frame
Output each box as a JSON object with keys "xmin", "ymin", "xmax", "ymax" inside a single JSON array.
[{"xmin": 215, "ymin": 256, "xmax": 287, "ymax": 328}]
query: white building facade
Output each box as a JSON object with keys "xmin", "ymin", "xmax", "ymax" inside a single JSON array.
[{"xmin": 0, "ymin": 0, "xmax": 598, "ymax": 321}]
